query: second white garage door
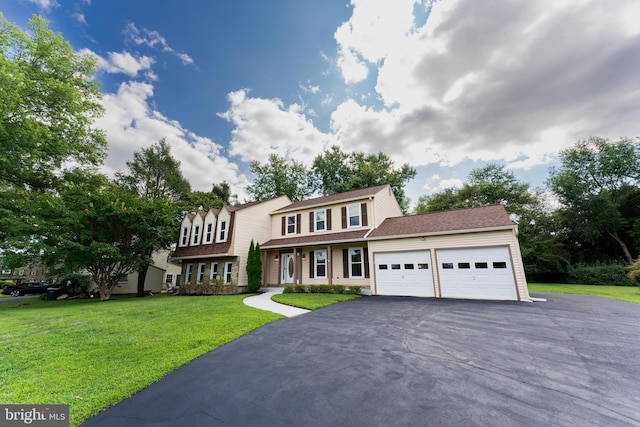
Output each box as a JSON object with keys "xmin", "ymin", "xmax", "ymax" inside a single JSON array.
[
  {"xmin": 375, "ymin": 251, "xmax": 434, "ymax": 297},
  {"xmin": 437, "ymin": 247, "xmax": 517, "ymax": 300}
]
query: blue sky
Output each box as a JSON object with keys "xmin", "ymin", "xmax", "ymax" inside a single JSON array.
[{"xmin": 3, "ymin": 0, "xmax": 640, "ymax": 206}]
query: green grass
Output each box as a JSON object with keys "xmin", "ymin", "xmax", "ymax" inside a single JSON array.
[
  {"xmin": 271, "ymin": 293, "xmax": 360, "ymax": 310},
  {"xmin": 0, "ymin": 294, "xmax": 282, "ymax": 426},
  {"xmin": 528, "ymin": 283, "xmax": 640, "ymax": 304}
]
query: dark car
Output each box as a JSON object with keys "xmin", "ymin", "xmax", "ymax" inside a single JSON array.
[{"xmin": 1, "ymin": 282, "xmax": 50, "ymax": 297}]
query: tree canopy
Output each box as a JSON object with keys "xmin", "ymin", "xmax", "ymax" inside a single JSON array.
[
  {"xmin": 246, "ymin": 154, "xmax": 315, "ymax": 202},
  {"xmin": 548, "ymin": 137, "xmax": 640, "ymax": 264}
]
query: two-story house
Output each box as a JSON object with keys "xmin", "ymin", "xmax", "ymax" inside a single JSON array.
[
  {"xmin": 171, "ymin": 196, "xmax": 291, "ymax": 292},
  {"xmin": 174, "ymin": 184, "xmax": 530, "ymax": 301}
]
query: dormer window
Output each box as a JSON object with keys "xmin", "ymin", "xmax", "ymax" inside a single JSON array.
[
  {"xmin": 180, "ymin": 226, "xmax": 189, "ymax": 247},
  {"xmin": 191, "ymin": 224, "xmax": 200, "ymax": 245},
  {"xmin": 217, "ymin": 220, "xmax": 227, "ymax": 242},
  {"xmin": 204, "ymin": 222, "xmax": 214, "ymax": 244}
]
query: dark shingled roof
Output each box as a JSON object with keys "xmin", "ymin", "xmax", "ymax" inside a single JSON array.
[
  {"xmin": 367, "ymin": 204, "xmax": 514, "ymax": 239},
  {"xmin": 261, "ymin": 230, "xmax": 369, "ymax": 249},
  {"xmin": 272, "ymin": 184, "xmax": 390, "ymax": 213}
]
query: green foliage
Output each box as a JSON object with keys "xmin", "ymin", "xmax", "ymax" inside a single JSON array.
[
  {"xmin": 283, "ymin": 286, "xmax": 295, "ymax": 293},
  {"xmin": 294, "ymin": 285, "xmax": 308, "ymax": 293},
  {"xmin": 246, "ymin": 240, "xmax": 262, "ymax": 292},
  {"xmin": 548, "ymin": 137, "xmax": 640, "ymax": 264},
  {"xmin": 0, "ymin": 14, "xmax": 106, "ymax": 244},
  {"xmin": 527, "ymin": 283, "xmax": 640, "ymax": 304},
  {"xmin": 183, "ymin": 181, "xmax": 236, "ymax": 211},
  {"xmin": 115, "ymin": 138, "xmax": 191, "ymax": 201},
  {"xmin": 271, "ymin": 293, "xmax": 361, "ymax": 310},
  {"xmin": 566, "ymin": 262, "xmax": 634, "ymax": 286},
  {"xmin": 346, "ymin": 286, "xmax": 361, "ymax": 295},
  {"xmin": 56, "ymin": 273, "xmax": 92, "ymax": 297},
  {"xmin": 247, "ymin": 154, "xmax": 314, "ymax": 201},
  {"xmin": 282, "ymin": 284, "xmax": 359, "ymax": 295},
  {"xmin": 312, "ymin": 146, "xmax": 416, "ymax": 212},
  {"xmin": 627, "ymin": 259, "xmax": 640, "ymax": 287}
]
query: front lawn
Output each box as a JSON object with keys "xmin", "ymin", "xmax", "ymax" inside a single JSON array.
[
  {"xmin": 0, "ymin": 295, "xmax": 282, "ymax": 425},
  {"xmin": 528, "ymin": 283, "xmax": 640, "ymax": 304},
  {"xmin": 271, "ymin": 293, "xmax": 360, "ymax": 310}
]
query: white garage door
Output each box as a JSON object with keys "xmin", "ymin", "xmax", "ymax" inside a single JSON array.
[
  {"xmin": 437, "ymin": 247, "xmax": 517, "ymax": 300},
  {"xmin": 375, "ymin": 251, "xmax": 434, "ymax": 297}
]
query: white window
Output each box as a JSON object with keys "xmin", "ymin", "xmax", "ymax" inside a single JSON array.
[
  {"xmin": 348, "ymin": 204, "xmax": 361, "ymax": 228},
  {"xmin": 315, "ymin": 210, "xmax": 326, "ymax": 232},
  {"xmin": 191, "ymin": 224, "xmax": 200, "ymax": 245},
  {"xmin": 224, "ymin": 262, "xmax": 233, "ymax": 283},
  {"xmin": 315, "ymin": 250, "xmax": 327, "ymax": 278},
  {"xmin": 217, "ymin": 220, "xmax": 227, "ymax": 242},
  {"xmin": 185, "ymin": 264, "xmax": 193, "ymax": 284},
  {"xmin": 209, "ymin": 262, "xmax": 218, "ymax": 280},
  {"xmin": 166, "ymin": 274, "xmax": 173, "ymax": 284},
  {"xmin": 349, "ymin": 247, "xmax": 364, "ymax": 278},
  {"xmin": 204, "ymin": 222, "xmax": 214, "ymax": 243},
  {"xmin": 180, "ymin": 226, "xmax": 189, "ymax": 246},
  {"xmin": 197, "ymin": 263, "xmax": 205, "ymax": 282},
  {"xmin": 286, "ymin": 215, "xmax": 297, "ymax": 235}
]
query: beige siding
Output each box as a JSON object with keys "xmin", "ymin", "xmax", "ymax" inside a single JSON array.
[
  {"xmin": 368, "ymin": 229, "xmax": 529, "ymax": 301},
  {"xmin": 232, "ymin": 196, "xmax": 290, "ymax": 286},
  {"xmin": 372, "ymin": 185, "xmax": 403, "ymax": 227}
]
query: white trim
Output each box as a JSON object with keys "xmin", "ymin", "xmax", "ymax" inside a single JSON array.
[
  {"xmin": 209, "ymin": 262, "xmax": 218, "ymax": 280},
  {"xmin": 191, "ymin": 224, "xmax": 200, "ymax": 246},
  {"xmin": 217, "ymin": 220, "xmax": 228, "ymax": 242},
  {"xmin": 314, "ymin": 209, "xmax": 326, "ymax": 232},
  {"xmin": 204, "ymin": 222, "xmax": 214, "ymax": 244},
  {"xmin": 315, "ymin": 249, "xmax": 327, "ymax": 279},
  {"xmin": 348, "ymin": 247, "xmax": 364, "ymax": 278},
  {"xmin": 347, "ymin": 204, "xmax": 361, "ymax": 228},
  {"xmin": 286, "ymin": 214, "xmax": 297, "ymax": 235}
]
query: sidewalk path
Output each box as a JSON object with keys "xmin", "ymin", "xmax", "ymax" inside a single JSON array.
[{"xmin": 243, "ymin": 287, "xmax": 310, "ymax": 317}]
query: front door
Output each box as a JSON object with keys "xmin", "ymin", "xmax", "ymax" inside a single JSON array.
[{"xmin": 281, "ymin": 253, "xmax": 295, "ymax": 284}]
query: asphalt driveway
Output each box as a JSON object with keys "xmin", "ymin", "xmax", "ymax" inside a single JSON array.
[{"xmin": 82, "ymin": 293, "xmax": 640, "ymax": 427}]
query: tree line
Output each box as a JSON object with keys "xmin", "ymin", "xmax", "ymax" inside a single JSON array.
[{"xmin": 2, "ymin": 15, "xmax": 639, "ymax": 299}]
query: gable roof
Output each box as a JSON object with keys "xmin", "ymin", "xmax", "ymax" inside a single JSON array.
[
  {"xmin": 273, "ymin": 184, "xmax": 391, "ymax": 213},
  {"xmin": 367, "ymin": 204, "xmax": 514, "ymax": 239}
]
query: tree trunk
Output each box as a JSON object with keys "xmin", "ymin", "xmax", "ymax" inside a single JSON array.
[
  {"xmin": 136, "ymin": 248, "xmax": 153, "ymax": 297},
  {"xmin": 607, "ymin": 230, "xmax": 634, "ymax": 264}
]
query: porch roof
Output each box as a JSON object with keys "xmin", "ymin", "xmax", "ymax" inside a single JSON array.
[{"xmin": 261, "ymin": 229, "xmax": 369, "ymax": 249}]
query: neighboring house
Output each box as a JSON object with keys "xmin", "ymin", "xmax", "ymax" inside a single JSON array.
[
  {"xmin": 0, "ymin": 261, "xmax": 50, "ymax": 285},
  {"xmin": 171, "ymin": 196, "xmax": 292, "ymax": 291},
  {"xmin": 174, "ymin": 184, "xmax": 530, "ymax": 301},
  {"xmin": 110, "ymin": 249, "xmax": 180, "ymax": 294}
]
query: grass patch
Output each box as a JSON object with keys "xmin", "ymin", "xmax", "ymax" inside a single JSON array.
[
  {"xmin": 0, "ymin": 294, "xmax": 282, "ymax": 425},
  {"xmin": 528, "ymin": 283, "xmax": 640, "ymax": 304},
  {"xmin": 271, "ymin": 293, "xmax": 360, "ymax": 310}
]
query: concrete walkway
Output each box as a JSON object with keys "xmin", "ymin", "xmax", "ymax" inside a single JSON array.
[{"xmin": 243, "ymin": 287, "xmax": 310, "ymax": 317}]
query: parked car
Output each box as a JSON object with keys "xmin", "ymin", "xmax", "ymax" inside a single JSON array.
[{"xmin": 1, "ymin": 282, "xmax": 50, "ymax": 297}]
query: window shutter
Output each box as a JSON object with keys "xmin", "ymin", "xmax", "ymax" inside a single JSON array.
[
  {"xmin": 296, "ymin": 213, "xmax": 301, "ymax": 234},
  {"xmin": 327, "ymin": 208, "xmax": 332, "ymax": 230},
  {"xmin": 309, "ymin": 251, "xmax": 315, "ymax": 278},
  {"xmin": 281, "ymin": 216, "xmax": 286, "ymax": 236},
  {"xmin": 361, "ymin": 203, "xmax": 368, "ymax": 227},
  {"xmin": 341, "ymin": 207, "xmax": 347, "ymax": 229},
  {"xmin": 309, "ymin": 212, "xmax": 314, "ymax": 232},
  {"xmin": 343, "ymin": 249, "xmax": 349, "ymax": 278},
  {"xmin": 364, "ymin": 248, "xmax": 370, "ymax": 278}
]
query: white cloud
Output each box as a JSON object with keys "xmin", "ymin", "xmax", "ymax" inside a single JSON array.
[
  {"xmin": 71, "ymin": 12, "xmax": 87, "ymax": 26},
  {"xmin": 78, "ymin": 48, "xmax": 155, "ymax": 78},
  {"xmin": 421, "ymin": 174, "xmax": 464, "ymax": 194},
  {"xmin": 124, "ymin": 22, "xmax": 194, "ymax": 65},
  {"xmin": 25, "ymin": 0, "xmax": 58, "ymax": 12},
  {"xmin": 325, "ymin": 0, "xmax": 640, "ymax": 173},
  {"xmin": 95, "ymin": 81, "xmax": 249, "ymax": 197},
  {"xmin": 218, "ymin": 89, "xmax": 337, "ymax": 165}
]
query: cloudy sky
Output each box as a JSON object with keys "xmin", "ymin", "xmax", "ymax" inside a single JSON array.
[{"xmin": 4, "ymin": 0, "xmax": 639, "ymax": 205}]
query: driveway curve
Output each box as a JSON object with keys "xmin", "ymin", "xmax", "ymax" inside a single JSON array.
[{"xmin": 82, "ymin": 293, "xmax": 640, "ymax": 427}]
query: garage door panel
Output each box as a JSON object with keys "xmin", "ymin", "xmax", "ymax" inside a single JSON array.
[
  {"xmin": 375, "ymin": 251, "xmax": 434, "ymax": 297},
  {"xmin": 437, "ymin": 247, "xmax": 517, "ymax": 300}
]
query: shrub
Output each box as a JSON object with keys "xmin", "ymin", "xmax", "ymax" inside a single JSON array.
[
  {"xmin": 346, "ymin": 286, "xmax": 361, "ymax": 295},
  {"xmin": 568, "ymin": 262, "xmax": 634, "ymax": 286},
  {"xmin": 58, "ymin": 273, "xmax": 92, "ymax": 297},
  {"xmin": 627, "ymin": 259, "xmax": 640, "ymax": 287},
  {"xmin": 283, "ymin": 286, "xmax": 295, "ymax": 293},
  {"xmin": 330, "ymin": 285, "xmax": 345, "ymax": 294},
  {"xmin": 294, "ymin": 285, "xmax": 308, "ymax": 293}
]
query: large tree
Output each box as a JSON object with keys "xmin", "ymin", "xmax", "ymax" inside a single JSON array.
[
  {"xmin": 246, "ymin": 154, "xmax": 315, "ymax": 202},
  {"xmin": 548, "ymin": 137, "xmax": 640, "ymax": 264},
  {"xmin": 0, "ymin": 14, "xmax": 106, "ymax": 242},
  {"xmin": 415, "ymin": 163, "xmax": 539, "ymax": 219},
  {"xmin": 115, "ymin": 139, "xmax": 190, "ymax": 297},
  {"xmin": 43, "ymin": 176, "xmax": 175, "ymax": 301},
  {"xmin": 312, "ymin": 146, "xmax": 417, "ymax": 212}
]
